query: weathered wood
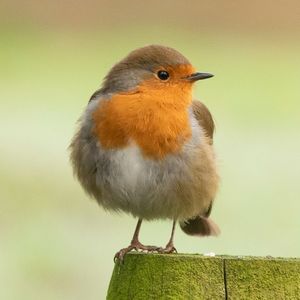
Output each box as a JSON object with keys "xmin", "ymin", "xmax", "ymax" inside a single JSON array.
[{"xmin": 107, "ymin": 253, "xmax": 300, "ymax": 300}]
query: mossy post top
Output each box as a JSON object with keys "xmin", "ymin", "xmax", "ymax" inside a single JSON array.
[{"xmin": 107, "ymin": 253, "xmax": 300, "ymax": 299}]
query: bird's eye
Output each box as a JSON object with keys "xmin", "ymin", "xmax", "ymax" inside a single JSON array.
[{"xmin": 157, "ymin": 70, "xmax": 169, "ymax": 81}]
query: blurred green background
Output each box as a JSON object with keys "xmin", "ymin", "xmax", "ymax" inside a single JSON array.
[{"xmin": 1, "ymin": 1, "xmax": 300, "ymax": 299}]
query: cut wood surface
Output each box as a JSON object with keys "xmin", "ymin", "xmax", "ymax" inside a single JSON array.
[{"xmin": 107, "ymin": 253, "xmax": 300, "ymax": 300}]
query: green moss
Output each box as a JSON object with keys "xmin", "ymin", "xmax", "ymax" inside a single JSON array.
[
  {"xmin": 107, "ymin": 253, "xmax": 300, "ymax": 300},
  {"xmin": 107, "ymin": 253, "xmax": 225, "ymax": 299},
  {"xmin": 225, "ymin": 257, "xmax": 300, "ymax": 299}
]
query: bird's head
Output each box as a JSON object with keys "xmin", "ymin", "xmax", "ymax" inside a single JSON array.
[{"xmin": 98, "ymin": 45, "xmax": 213, "ymax": 106}]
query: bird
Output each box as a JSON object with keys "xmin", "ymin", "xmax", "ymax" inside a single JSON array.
[{"xmin": 70, "ymin": 45, "xmax": 220, "ymax": 261}]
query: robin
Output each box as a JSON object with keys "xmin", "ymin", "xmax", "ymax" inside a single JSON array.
[{"xmin": 70, "ymin": 45, "xmax": 220, "ymax": 261}]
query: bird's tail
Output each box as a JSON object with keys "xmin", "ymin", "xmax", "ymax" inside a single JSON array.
[{"xmin": 179, "ymin": 216, "xmax": 220, "ymax": 236}]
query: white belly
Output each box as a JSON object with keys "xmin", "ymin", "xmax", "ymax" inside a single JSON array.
[
  {"xmin": 96, "ymin": 136, "xmax": 212, "ymax": 220},
  {"xmin": 110, "ymin": 144, "xmax": 146, "ymax": 195}
]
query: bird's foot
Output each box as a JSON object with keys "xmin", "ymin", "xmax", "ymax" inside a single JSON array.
[
  {"xmin": 158, "ymin": 242, "xmax": 177, "ymax": 254},
  {"xmin": 114, "ymin": 240, "xmax": 161, "ymax": 263}
]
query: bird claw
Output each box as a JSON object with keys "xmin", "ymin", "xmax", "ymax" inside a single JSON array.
[
  {"xmin": 114, "ymin": 241, "xmax": 161, "ymax": 263},
  {"xmin": 158, "ymin": 243, "xmax": 177, "ymax": 254},
  {"xmin": 114, "ymin": 246, "xmax": 133, "ymax": 263}
]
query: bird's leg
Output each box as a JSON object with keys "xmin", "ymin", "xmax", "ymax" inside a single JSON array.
[
  {"xmin": 114, "ymin": 219, "xmax": 161, "ymax": 262},
  {"xmin": 159, "ymin": 220, "xmax": 177, "ymax": 254}
]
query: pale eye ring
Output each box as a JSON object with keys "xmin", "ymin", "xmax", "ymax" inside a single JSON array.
[{"xmin": 157, "ymin": 70, "xmax": 169, "ymax": 81}]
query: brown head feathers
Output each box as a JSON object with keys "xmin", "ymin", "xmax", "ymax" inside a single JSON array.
[{"xmin": 91, "ymin": 45, "xmax": 193, "ymax": 98}]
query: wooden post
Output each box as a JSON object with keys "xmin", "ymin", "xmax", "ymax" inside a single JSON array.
[{"xmin": 107, "ymin": 253, "xmax": 300, "ymax": 299}]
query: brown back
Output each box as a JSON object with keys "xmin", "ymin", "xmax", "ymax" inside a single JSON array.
[{"xmin": 192, "ymin": 100, "xmax": 215, "ymax": 143}]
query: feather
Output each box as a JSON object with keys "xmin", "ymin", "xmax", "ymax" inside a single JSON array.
[{"xmin": 179, "ymin": 216, "xmax": 220, "ymax": 236}]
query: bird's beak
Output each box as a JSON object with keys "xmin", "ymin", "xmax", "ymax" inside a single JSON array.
[{"xmin": 185, "ymin": 72, "xmax": 214, "ymax": 82}]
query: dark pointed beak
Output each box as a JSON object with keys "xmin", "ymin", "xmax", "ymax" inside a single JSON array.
[{"xmin": 185, "ymin": 72, "xmax": 214, "ymax": 82}]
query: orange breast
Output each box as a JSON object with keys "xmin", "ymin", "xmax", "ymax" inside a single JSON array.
[{"xmin": 92, "ymin": 80, "xmax": 193, "ymax": 159}]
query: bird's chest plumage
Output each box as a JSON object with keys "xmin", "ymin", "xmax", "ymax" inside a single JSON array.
[{"xmin": 92, "ymin": 85, "xmax": 192, "ymax": 159}]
